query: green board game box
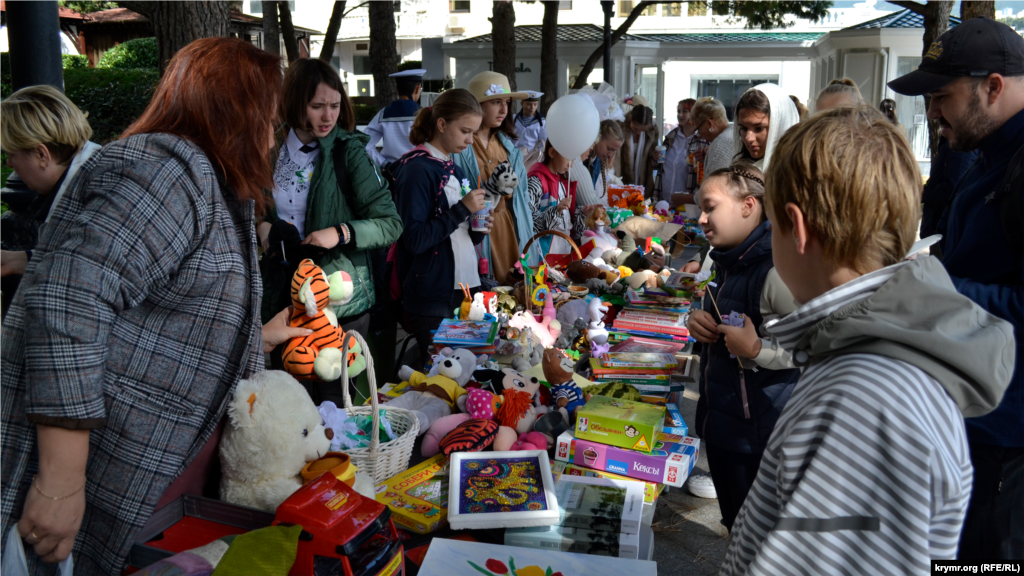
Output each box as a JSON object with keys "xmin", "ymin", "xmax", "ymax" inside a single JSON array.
[{"xmin": 574, "ymin": 396, "xmax": 665, "ymax": 454}]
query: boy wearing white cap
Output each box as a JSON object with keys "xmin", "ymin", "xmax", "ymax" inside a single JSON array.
[
  {"xmin": 364, "ymin": 68, "xmax": 425, "ymax": 166},
  {"xmin": 514, "ymin": 91, "xmax": 547, "ymax": 153}
]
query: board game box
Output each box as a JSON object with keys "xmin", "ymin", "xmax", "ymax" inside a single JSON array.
[
  {"xmin": 555, "ymin": 430, "xmax": 699, "ymax": 488},
  {"xmin": 374, "ymin": 454, "xmax": 449, "ymax": 534},
  {"xmin": 574, "ymin": 395, "xmax": 665, "ymax": 454}
]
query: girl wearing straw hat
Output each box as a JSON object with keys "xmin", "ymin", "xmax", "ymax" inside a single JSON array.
[{"xmin": 452, "ymin": 72, "xmax": 532, "ymax": 285}]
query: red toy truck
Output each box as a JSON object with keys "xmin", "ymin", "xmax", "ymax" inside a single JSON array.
[{"xmin": 275, "ymin": 472, "xmax": 404, "ymax": 576}]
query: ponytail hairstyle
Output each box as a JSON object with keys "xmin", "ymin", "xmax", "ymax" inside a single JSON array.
[
  {"xmin": 816, "ymin": 78, "xmax": 863, "ymax": 110},
  {"xmin": 704, "ymin": 163, "xmax": 767, "ymax": 223},
  {"xmin": 629, "ymin": 104, "xmax": 654, "ymax": 129},
  {"xmin": 408, "ymin": 88, "xmax": 483, "ymax": 146},
  {"xmin": 789, "ymin": 95, "xmax": 809, "ymax": 121},
  {"xmin": 599, "ymin": 118, "xmax": 625, "ymax": 143},
  {"xmin": 879, "ymin": 99, "xmax": 899, "ymax": 125}
]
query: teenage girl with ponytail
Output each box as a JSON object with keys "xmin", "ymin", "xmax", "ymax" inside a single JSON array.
[{"xmin": 391, "ymin": 88, "xmax": 493, "ymax": 365}]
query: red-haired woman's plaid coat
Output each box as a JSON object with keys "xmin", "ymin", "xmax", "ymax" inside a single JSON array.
[{"xmin": 0, "ymin": 133, "xmax": 264, "ymax": 575}]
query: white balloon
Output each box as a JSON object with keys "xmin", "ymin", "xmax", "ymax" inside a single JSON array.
[{"xmin": 545, "ymin": 94, "xmax": 601, "ymax": 160}]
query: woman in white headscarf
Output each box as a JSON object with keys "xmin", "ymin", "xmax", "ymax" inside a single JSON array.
[{"xmin": 732, "ymin": 82, "xmax": 800, "ymax": 172}]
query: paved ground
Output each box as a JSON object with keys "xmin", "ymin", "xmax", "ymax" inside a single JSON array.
[{"xmin": 651, "ymin": 380, "xmax": 729, "ymax": 575}]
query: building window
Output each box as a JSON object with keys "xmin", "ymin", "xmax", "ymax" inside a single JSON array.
[
  {"xmin": 250, "ymin": 1, "xmax": 294, "ymax": 14},
  {"xmin": 559, "ymin": 0, "xmax": 572, "ymax": 9},
  {"xmin": 663, "ymin": 3, "xmax": 682, "ymax": 16},
  {"xmin": 696, "ymin": 78, "xmax": 777, "ymax": 121},
  {"xmin": 895, "ymin": 56, "xmax": 930, "ymax": 159},
  {"xmin": 354, "ymin": 55, "xmax": 372, "ymax": 75},
  {"xmin": 357, "ymin": 79, "xmax": 371, "ymax": 97},
  {"xmin": 687, "ymin": 1, "xmax": 707, "ymax": 17},
  {"xmin": 356, "ymin": 43, "xmax": 369, "ymax": 51},
  {"xmin": 450, "ymin": 1, "xmax": 471, "ymax": 13}
]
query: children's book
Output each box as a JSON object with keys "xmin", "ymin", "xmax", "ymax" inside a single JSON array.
[
  {"xmin": 433, "ymin": 318, "xmax": 499, "ymax": 347},
  {"xmin": 589, "ymin": 357, "xmax": 673, "ymax": 376},
  {"xmin": 610, "ymin": 337, "xmax": 686, "ymax": 354},
  {"xmin": 601, "ymin": 352, "xmax": 679, "ymax": 369},
  {"xmin": 553, "ymin": 475, "xmax": 644, "ymax": 534}
]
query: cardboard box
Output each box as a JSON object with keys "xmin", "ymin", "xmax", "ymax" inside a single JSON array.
[
  {"xmin": 555, "ymin": 430, "xmax": 699, "ymax": 488},
  {"xmin": 663, "ymin": 403, "xmax": 688, "ymax": 436},
  {"xmin": 550, "ymin": 461, "xmax": 665, "ymax": 505},
  {"xmin": 374, "ymin": 454, "xmax": 449, "ymax": 534},
  {"xmin": 575, "ymin": 396, "xmax": 665, "ymax": 454}
]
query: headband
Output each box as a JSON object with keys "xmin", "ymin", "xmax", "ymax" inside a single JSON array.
[{"xmin": 730, "ymin": 166, "xmax": 764, "ymax": 186}]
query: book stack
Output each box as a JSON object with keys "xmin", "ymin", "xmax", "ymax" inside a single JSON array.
[
  {"xmin": 431, "ymin": 318, "xmax": 499, "ymax": 354},
  {"xmin": 608, "ymin": 289, "xmax": 691, "ymax": 343},
  {"xmin": 589, "ymin": 351, "xmax": 686, "ymax": 405},
  {"xmin": 504, "ymin": 475, "xmax": 646, "ymax": 559}
]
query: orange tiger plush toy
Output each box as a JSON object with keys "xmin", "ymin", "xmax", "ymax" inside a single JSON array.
[{"xmin": 282, "ymin": 259, "xmax": 366, "ymax": 381}]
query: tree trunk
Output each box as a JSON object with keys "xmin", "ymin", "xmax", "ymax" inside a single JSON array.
[
  {"xmin": 319, "ymin": 1, "xmax": 346, "ymax": 62},
  {"xmin": 922, "ymin": 1, "xmax": 952, "ymax": 159},
  {"xmin": 540, "ymin": 0, "xmax": 558, "ymax": 114},
  {"xmin": 491, "ymin": 0, "xmax": 517, "ymax": 90},
  {"xmin": 261, "ymin": 1, "xmax": 280, "ymax": 55},
  {"xmin": 571, "ymin": 1, "xmax": 653, "ymax": 90},
  {"xmin": 279, "ymin": 1, "xmax": 299, "ymax": 63},
  {"xmin": 960, "ymin": 1, "xmax": 995, "ymax": 20},
  {"xmin": 120, "ymin": 1, "xmax": 231, "ymax": 75},
  {"xmin": 368, "ymin": 0, "xmax": 399, "ymax": 109}
]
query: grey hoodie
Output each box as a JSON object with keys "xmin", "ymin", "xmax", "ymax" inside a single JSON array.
[
  {"xmin": 782, "ymin": 256, "xmax": 1014, "ymax": 418},
  {"xmin": 721, "ymin": 257, "xmax": 1016, "ymax": 576}
]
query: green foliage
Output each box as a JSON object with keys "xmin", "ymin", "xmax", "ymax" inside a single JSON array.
[
  {"xmin": 398, "ymin": 60, "xmax": 423, "ymax": 71},
  {"xmin": 999, "ymin": 16, "xmax": 1024, "ymax": 30},
  {"xmin": 97, "ymin": 37, "xmax": 158, "ymax": 70},
  {"xmin": 58, "ymin": 1, "xmax": 118, "ymax": 14},
  {"xmin": 64, "ymin": 67, "xmax": 159, "ymax": 143},
  {"xmin": 63, "ymin": 54, "xmax": 89, "ymax": 69},
  {"xmin": 709, "ymin": 1, "xmax": 832, "ymax": 29},
  {"xmin": 353, "ymin": 103, "xmax": 379, "ymax": 123}
]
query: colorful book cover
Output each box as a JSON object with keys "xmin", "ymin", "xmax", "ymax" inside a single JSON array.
[
  {"xmin": 374, "ymin": 454, "xmax": 449, "ymax": 534},
  {"xmin": 433, "ymin": 319, "xmax": 499, "ymax": 346},
  {"xmin": 610, "ymin": 336, "xmax": 686, "ymax": 355},
  {"xmin": 417, "ymin": 537, "xmax": 658, "ymax": 576},
  {"xmin": 616, "ymin": 313, "xmax": 684, "ymax": 327},
  {"xmin": 574, "ymin": 395, "xmax": 665, "ymax": 454},
  {"xmin": 663, "ymin": 403, "xmax": 688, "ymax": 436},
  {"xmin": 555, "ymin": 430, "xmax": 699, "ymax": 488},
  {"xmin": 611, "ymin": 320, "xmax": 689, "ymax": 336},
  {"xmin": 447, "ymin": 451, "xmax": 560, "ymax": 530},
  {"xmin": 601, "ymin": 352, "xmax": 679, "ymax": 369},
  {"xmin": 589, "ymin": 357, "xmax": 673, "ymax": 376},
  {"xmin": 594, "ymin": 372, "xmax": 671, "ymax": 382},
  {"xmin": 609, "ymin": 327, "xmax": 689, "ymax": 342},
  {"xmin": 618, "ymin": 308, "xmax": 687, "ymax": 322}
]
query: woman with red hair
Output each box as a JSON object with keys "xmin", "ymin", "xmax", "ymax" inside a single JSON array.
[{"xmin": 0, "ymin": 38, "xmax": 282, "ymax": 574}]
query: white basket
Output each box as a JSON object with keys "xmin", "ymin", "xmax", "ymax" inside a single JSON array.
[{"xmin": 338, "ymin": 331, "xmax": 419, "ymax": 484}]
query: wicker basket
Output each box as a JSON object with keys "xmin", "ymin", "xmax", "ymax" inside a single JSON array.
[
  {"xmin": 337, "ymin": 331, "xmax": 419, "ymax": 484},
  {"xmin": 522, "ymin": 230, "xmax": 582, "ymax": 270}
]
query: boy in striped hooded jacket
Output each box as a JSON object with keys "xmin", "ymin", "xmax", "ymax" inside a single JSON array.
[{"xmin": 720, "ymin": 107, "xmax": 1015, "ymax": 575}]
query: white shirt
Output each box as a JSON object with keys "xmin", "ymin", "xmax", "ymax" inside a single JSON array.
[
  {"xmin": 514, "ymin": 114, "xmax": 547, "ymax": 152},
  {"xmin": 424, "ymin": 142, "xmax": 480, "ymax": 289},
  {"xmin": 662, "ymin": 129, "xmax": 692, "ymax": 201},
  {"xmin": 364, "ymin": 108, "xmax": 417, "ymax": 166},
  {"xmin": 272, "ymin": 129, "xmax": 320, "ymax": 238}
]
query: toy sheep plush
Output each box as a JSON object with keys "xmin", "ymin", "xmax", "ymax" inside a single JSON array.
[{"xmin": 220, "ymin": 370, "xmax": 334, "ymax": 512}]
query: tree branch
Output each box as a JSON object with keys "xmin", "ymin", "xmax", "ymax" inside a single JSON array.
[
  {"xmin": 571, "ymin": 0, "xmax": 653, "ymax": 90},
  {"xmin": 116, "ymin": 1, "xmax": 152, "ymax": 18},
  {"xmin": 888, "ymin": 0, "xmax": 928, "ymax": 16},
  {"xmin": 319, "ymin": 1, "xmax": 345, "ymax": 61}
]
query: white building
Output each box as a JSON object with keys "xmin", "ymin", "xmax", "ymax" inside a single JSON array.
[{"xmin": 247, "ymin": 1, "xmax": 957, "ymax": 160}]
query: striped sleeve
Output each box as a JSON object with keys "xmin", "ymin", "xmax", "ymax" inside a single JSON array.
[{"xmin": 721, "ymin": 355, "xmax": 972, "ymax": 576}]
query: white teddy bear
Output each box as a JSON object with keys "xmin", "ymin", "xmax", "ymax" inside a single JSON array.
[{"xmin": 219, "ymin": 370, "xmax": 334, "ymax": 512}]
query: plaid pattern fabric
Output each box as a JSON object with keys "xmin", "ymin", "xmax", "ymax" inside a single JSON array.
[{"xmin": 0, "ymin": 133, "xmax": 263, "ymax": 575}]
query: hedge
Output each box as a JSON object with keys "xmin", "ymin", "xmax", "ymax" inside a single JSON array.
[
  {"xmin": 64, "ymin": 67, "xmax": 159, "ymax": 143},
  {"xmin": 63, "ymin": 54, "xmax": 89, "ymax": 69},
  {"xmin": 97, "ymin": 37, "xmax": 159, "ymax": 70}
]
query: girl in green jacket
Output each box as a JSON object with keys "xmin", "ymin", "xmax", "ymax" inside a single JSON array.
[{"xmin": 258, "ymin": 59, "xmax": 402, "ymax": 402}]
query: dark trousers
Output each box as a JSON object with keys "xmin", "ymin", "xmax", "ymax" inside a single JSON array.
[
  {"xmin": 404, "ymin": 288, "xmax": 478, "ymax": 370},
  {"xmin": 958, "ymin": 443, "xmax": 1024, "ymax": 560},
  {"xmin": 705, "ymin": 442, "xmax": 764, "ymax": 532}
]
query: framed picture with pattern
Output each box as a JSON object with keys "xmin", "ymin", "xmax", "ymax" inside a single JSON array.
[{"xmin": 448, "ymin": 450, "xmax": 560, "ymax": 530}]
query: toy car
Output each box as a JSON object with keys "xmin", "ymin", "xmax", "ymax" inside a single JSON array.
[{"xmin": 275, "ymin": 472, "xmax": 404, "ymax": 576}]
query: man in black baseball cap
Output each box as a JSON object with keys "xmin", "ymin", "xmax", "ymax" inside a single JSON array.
[{"xmin": 890, "ymin": 17, "xmax": 1024, "ymax": 562}]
